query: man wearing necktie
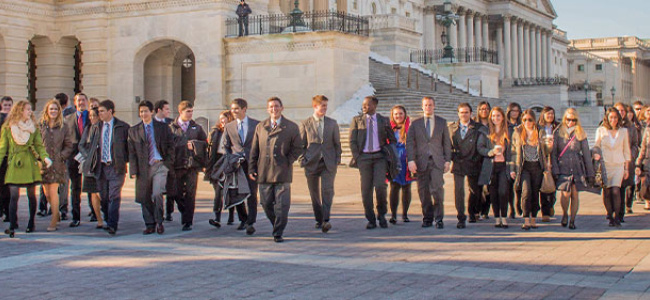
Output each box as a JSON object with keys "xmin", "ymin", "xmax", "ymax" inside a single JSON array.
[
  {"xmin": 128, "ymin": 101, "xmax": 175, "ymax": 235},
  {"xmin": 168, "ymin": 101, "xmax": 207, "ymax": 231},
  {"xmin": 223, "ymin": 98, "xmax": 260, "ymax": 234},
  {"xmin": 448, "ymin": 103, "xmax": 487, "ymax": 228},
  {"xmin": 406, "ymin": 96, "xmax": 452, "ymax": 229},
  {"xmin": 249, "ymin": 97, "xmax": 302, "ymax": 243},
  {"xmin": 88, "ymin": 100, "xmax": 130, "ymax": 235},
  {"xmin": 349, "ymin": 96, "xmax": 397, "ymax": 229},
  {"xmin": 63, "ymin": 93, "xmax": 89, "ymax": 226},
  {"xmin": 299, "ymin": 95, "xmax": 342, "ymax": 233}
]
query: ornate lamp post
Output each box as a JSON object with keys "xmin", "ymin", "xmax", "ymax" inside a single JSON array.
[
  {"xmin": 583, "ymin": 81, "xmax": 589, "ymax": 106},
  {"xmin": 610, "ymin": 86, "xmax": 616, "ymax": 106},
  {"xmin": 289, "ymin": 0, "xmax": 305, "ymax": 29},
  {"xmin": 436, "ymin": 0, "xmax": 459, "ymax": 62}
]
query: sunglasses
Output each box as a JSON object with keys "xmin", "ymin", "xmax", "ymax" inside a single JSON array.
[
  {"xmin": 566, "ymin": 118, "xmax": 577, "ymax": 123},
  {"xmin": 523, "ymin": 118, "xmax": 535, "ymax": 122}
]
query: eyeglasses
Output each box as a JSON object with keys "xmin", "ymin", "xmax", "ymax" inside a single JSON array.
[
  {"xmin": 523, "ymin": 118, "xmax": 535, "ymax": 122},
  {"xmin": 566, "ymin": 118, "xmax": 578, "ymax": 123}
]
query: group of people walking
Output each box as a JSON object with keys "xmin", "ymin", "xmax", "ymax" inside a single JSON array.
[{"xmin": 1, "ymin": 92, "xmax": 649, "ymax": 242}]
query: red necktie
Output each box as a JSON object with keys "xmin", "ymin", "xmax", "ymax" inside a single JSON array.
[{"xmin": 77, "ymin": 114, "xmax": 83, "ymax": 134}]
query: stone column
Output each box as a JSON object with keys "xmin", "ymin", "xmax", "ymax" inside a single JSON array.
[
  {"xmin": 497, "ymin": 25, "xmax": 504, "ymax": 79},
  {"xmin": 517, "ymin": 19, "xmax": 524, "ymax": 78},
  {"xmin": 3, "ymin": 33, "xmax": 30, "ymax": 100},
  {"xmin": 546, "ymin": 32, "xmax": 552, "ymax": 77},
  {"xmin": 482, "ymin": 16, "xmax": 489, "ymax": 49},
  {"xmin": 458, "ymin": 10, "xmax": 466, "ymax": 50},
  {"xmin": 523, "ymin": 22, "xmax": 530, "ymax": 78},
  {"xmin": 512, "ymin": 18, "xmax": 520, "ymax": 78},
  {"xmin": 474, "ymin": 13, "xmax": 482, "ymax": 49},
  {"xmin": 467, "ymin": 12, "xmax": 474, "ymax": 50},
  {"xmin": 530, "ymin": 25, "xmax": 536, "ymax": 78},
  {"xmin": 536, "ymin": 27, "xmax": 542, "ymax": 78},
  {"xmin": 423, "ymin": 9, "xmax": 435, "ymax": 49},
  {"xmin": 503, "ymin": 15, "xmax": 512, "ymax": 78},
  {"xmin": 631, "ymin": 58, "xmax": 638, "ymax": 100},
  {"xmin": 540, "ymin": 30, "xmax": 546, "ymax": 78}
]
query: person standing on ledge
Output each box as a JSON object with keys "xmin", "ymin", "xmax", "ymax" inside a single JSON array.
[{"xmin": 236, "ymin": 0, "xmax": 252, "ymax": 37}]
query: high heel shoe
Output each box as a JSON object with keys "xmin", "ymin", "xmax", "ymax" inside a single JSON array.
[
  {"xmin": 568, "ymin": 221, "xmax": 576, "ymax": 230},
  {"xmin": 521, "ymin": 224, "xmax": 530, "ymax": 230},
  {"xmin": 561, "ymin": 215, "xmax": 568, "ymax": 227},
  {"xmin": 26, "ymin": 227, "xmax": 34, "ymax": 233},
  {"xmin": 5, "ymin": 229, "xmax": 14, "ymax": 238},
  {"xmin": 389, "ymin": 217, "xmax": 397, "ymax": 225},
  {"xmin": 47, "ymin": 226, "xmax": 57, "ymax": 232}
]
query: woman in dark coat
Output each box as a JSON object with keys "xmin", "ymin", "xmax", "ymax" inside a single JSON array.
[
  {"xmin": 551, "ymin": 108, "xmax": 595, "ymax": 230},
  {"xmin": 79, "ymin": 108, "xmax": 103, "ymax": 228},
  {"xmin": 389, "ymin": 105, "xmax": 414, "ymax": 223},
  {"xmin": 636, "ymin": 105, "xmax": 650, "ymax": 211},
  {"xmin": 474, "ymin": 101, "xmax": 491, "ymax": 219},
  {"xmin": 478, "ymin": 107, "xmax": 513, "ymax": 228},
  {"xmin": 207, "ymin": 110, "xmax": 237, "ymax": 228},
  {"xmin": 39, "ymin": 100, "xmax": 75, "ymax": 231},
  {"xmin": 615, "ymin": 103, "xmax": 639, "ymax": 218},
  {"xmin": 538, "ymin": 106, "xmax": 559, "ymax": 222}
]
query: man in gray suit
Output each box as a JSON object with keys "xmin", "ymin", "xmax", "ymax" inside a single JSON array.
[
  {"xmin": 349, "ymin": 96, "xmax": 397, "ymax": 229},
  {"xmin": 223, "ymin": 98, "xmax": 259, "ymax": 234},
  {"xmin": 406, "ymin": 96, "xmax": 452, "ymax": 229},
  {"xmin": 249, "ymin": 97, "xmax": 302, "ymax": 243},
  {"xmin": 299, "ymin": 95, "xmax": 342, "ymax": 233}
]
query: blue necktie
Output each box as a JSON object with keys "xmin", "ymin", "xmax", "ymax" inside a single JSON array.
[
  {"xmin": 425, "ymin": 118, "xmax": 431, "ymax": 138},
  {"xmin": 461, "ymin": 125, "xmax": 467, "ymax": 139},
  {"xmin": 238, "ymin": 122, "xmax": 245, "ymax": 143},
  {"xmin": 102, "ymin": 123, "xmax": 111, "ymax": 162},
  {"xmin": 146, "ymin": 124, "xmax": 156, "ymax": 165}
]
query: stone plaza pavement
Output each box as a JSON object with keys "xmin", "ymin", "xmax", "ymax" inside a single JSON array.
[{"xmin": 2, "ymin": 167, "xmax": 650, "ymax": 300}]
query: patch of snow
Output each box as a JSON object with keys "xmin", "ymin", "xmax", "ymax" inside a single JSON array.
[{"xmin": 331, "ymin": 83, "xmax": 375, "ymax": 124}]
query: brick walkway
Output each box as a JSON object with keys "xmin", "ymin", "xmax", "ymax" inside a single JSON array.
[{"xmin": 1, "ymin": 166, "xmax": 650, "ymax": 299}]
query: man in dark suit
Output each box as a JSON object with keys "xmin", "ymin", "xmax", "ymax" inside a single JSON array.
[
  {"xmin": 406, "ymin": 96, "xmax": 452, "ymax": 229},
  {"xmin": 154, "ymin": 100, "xmax": 175, "ymax": 221},
  {"xmin": 249, "ymin": 97, "xmax": 302, "ymax": 243},
  {"xmin": 91, "ymin": 100, "xmax": 129, "ymax": 235},
  {"xmin": 169, "ymin": 100, "xmax": 207, "ymax": 231},
  {"xmin": 128, "ymin": 100, "xmax": 175, "ymax": 235},
  {"xmin": 349, "ymin": 96, "xmax": 397, "ymax": 229},
  {"xmin": 64, "ymin": 93, "xmax": 89, "ymax": 226},
  {"xmin": 448, "ymin": 103, "xmax": 485, "ymax": 228},
  {"xmin": 223, "ymin": 98, "xmax": 259, "ymax": 234},
  {"xmin": 299, "ymin": 95, "xmax": 341, "ymax": 233}
]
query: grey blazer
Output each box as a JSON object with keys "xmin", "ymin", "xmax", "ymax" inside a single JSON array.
[
  {"xmin": 406, "ymin": 115, "xmax": 452, "ymax": 172},
  {"xmin": 223, "ymin": 117, "xmax": 260, "ymax": 163},
  {"xmin": 299, "ymin": 116, "xmax": 342, "ymax": 173}
]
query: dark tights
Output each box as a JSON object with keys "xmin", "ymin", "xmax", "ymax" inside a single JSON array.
[
  {"xmin": 389, "ymin": 182, "xmax": 412, "ymax": 220},
  {"xmin": 8, "ymin": 184, "xmax": 37, "ymax": 230},
  {"xmin": 603, "ymin": 187, "xmax": 622, "ymax": 222}
]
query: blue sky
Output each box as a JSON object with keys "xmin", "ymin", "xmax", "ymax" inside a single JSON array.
[{"xmin": 552, "ymin": 0, "xmax": 649, "ymax": 39}]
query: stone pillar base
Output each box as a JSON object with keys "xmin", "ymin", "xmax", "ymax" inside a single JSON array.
[{"xmin": 437, "ymin": 62, "xmax": 500, "ymax": 98}]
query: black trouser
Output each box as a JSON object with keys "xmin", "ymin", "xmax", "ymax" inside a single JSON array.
[
  {"xmin": 8, "ymin": 184, "xmax": 37, "ymax": 230},
  {"xmin": 453, "ymin": 174, "xmax": 480, "ymax": 222},
  {"xmin": 174, "ymin": 168, "xmax": 199, "ymax": 226},
  {"xmin": 521, "ymin": 161, "xmax": 543, "ymax": 218},
  {"xmin": 69, "ymin": 168, "xmax": 83, "ymax": 222},
  {"xmin": 604, "ymin": 187, "xmax": 622, "ymax": 222},
  {"xmin": 306, "ymin": 159, "xmax": 336, "ymax": 224},
  {"xmin": 620, "ymin": 175, "xmax": 634, "ymax": 219},
  {"xmin": 357, "ymin": 152, "xmax": 388, "ymax": 224},
  {"xmin": 540, "ymin": 192, "xmax": 556, "ymax": 216},
  {"xmin": 488, "ymin": 162, "xmax": 510, "ymax": 218},
  {"xmin": 389, "ymin": 182, "xmax": 411, "ymax": 220},
  {"xmin": 238, "ymin": 16, "xmax": 249, "ymax": 36},
  {"xmin": 212, "ymin": 182, "xmax": 246, "ymax": 223}
]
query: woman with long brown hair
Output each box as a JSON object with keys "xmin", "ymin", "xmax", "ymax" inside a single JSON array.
[
  {"xmin": 552, "ymin": 108, "xmax": 594, "ymax": 229},
  {"xmin": 478, "ymin": 107, "xmax": 512, "ymax": 228},
  {"xmin": 207, "ymin": 110, "xmax": 240, "ymax": 228},
  {"xmin": 538, "ymin": 106, "xmax": 559, "ymax": 222},
  {"xmin": 613, "ymin": 103, "xmax": 639, "ymax": 220},
  {"xmin": 0, "ymin": 100, "xmax": 51, "ymax": 237},
  {"xmin": 39, "ymin": 100, "xmax": 75, "ymax": 231},
  {"xmin": 511, "ymin": 110, "xmax": 547, "ymax": 230},
  {"xmin": 474, "ymin": 101, "xmax": 491, "ymax": 219},
  {"xmin": 79, "ymin": 107, "xmax": 104, "ymax": 228},
  {"xmin": 594, "ymin": 108, "xmax": 631, "ymax": 227},
  {"xmin": 389, "ymin": 105, "xmax": 414, "ymax": 223}
]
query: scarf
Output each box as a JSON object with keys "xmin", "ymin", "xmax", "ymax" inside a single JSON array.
[{"xmin": 11, "ymin": 120, "xmax": 36, "ymax": 146}]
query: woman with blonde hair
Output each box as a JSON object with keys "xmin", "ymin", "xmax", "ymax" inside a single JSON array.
[
  {"xmin": 478, "ymin": 107, "xmax": 513, "ymax": 228},
  {"xmin": 551, "ymin": 108, "xmax": 595, "ymax": 229},
  {"xmin": 593, "ymin": 108, "xmax": 631, "ymax": 227},
  {"xmin": 39, "ymin": 100, "xmax": 75, "ymax": 231},
  {"xmin": 0, "ymin": 100, "xmax": 51, "ymax": 237}
]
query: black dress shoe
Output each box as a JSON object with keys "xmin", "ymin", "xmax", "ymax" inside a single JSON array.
[
  {"xmin": 456, "ymin": 221, "xmax": 465, "ymax": 229},
  {"xmin": 60, "ymin": 214, "xmax": 68, "ymax": 221},
  {"xmin": 165, "ymin": 214, "xmax": 173, "ymax": 222},
  {"xmin": 388, "ymin": 218, "xmax": 397, "ymax": 225},
  {"xmin": 468, "ymin": 217, "xmax": 477, "ymax": 223},
  {"xmin": 495, "ymin": 223, "xmax": 503, "ymax": 228},
  {"xmin": 143, "ymin": 227, "xmax": 155, "ymax": 235},
  {"xmin": 274, "ymin": 236, "xmax": 284, "ymax": 243},
  {"xmin": 227, "ymin": 221, "xmax": 234, "ymax": 225},
  {"xmin": 403, "ymin": 216, "xmax": 410, "ymax": 223},
  {"xmin": 521, "ymin": 224, "xmax": 530, "ymax": 230},
  {"xmin": 421, "ymin": 222, "xmax": 433, "ymax": 228},
  {"xmin": 366, "ymin": 222, "xmax": 377, "ymax": 229},
  {"xmin": 379, "ymin": 219, "xmax": 388, "ymax": 228},
  {"xmin": 182, "ymin": 224, "xmax": 192, "ymax": 231},
  {"xmin": 315, "ymin": 223, "xmax": 322, "ymax": 229},
  {"xmin": 157, "ymin": 223, "xmax": 165, "ymax": 234},
  {"xmin": 608, "ymin": 220, "xmax": 616, "ymax": 227},
  {"xmin": 237, "ymin": 222, "xmax": 247, "ymax": 230},
  {"xmin": 107, "ymin": 227, "xmax": 116, "ymax": 235},
  {"xmin": 246, "ymin": 225, "xmax": 256, "ymax": 235},
  {"xmin": 435, "ymin": 221, "xmax": 444, "ymax": 229},
  {"xmin": 26, "ymin": 227, "xmax": 34, "ymax": 233},
  {"xmin": 322, "ymin": 222, "xmax": 332, "ymax": 233},
  {"xmin": 5, "ymin": 229, "xmax": 15, "ymax": 238},
  {"xmin": 208, "ymin": 219, "xmax": 221, "ymax": 228},
  {"xmin": 69, "ymin": 220, "xmax": 80, "ymax": 227}
]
